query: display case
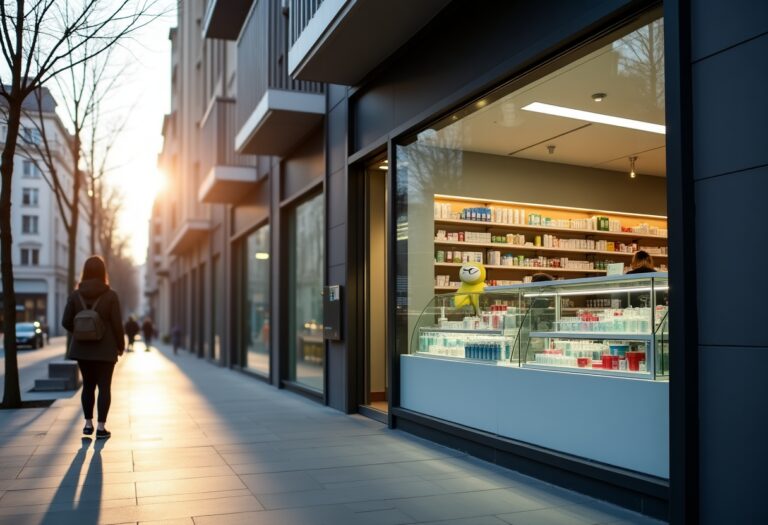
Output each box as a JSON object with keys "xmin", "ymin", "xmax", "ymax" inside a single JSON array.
[{"xmin": 410, "ymin": 273, "xmax": 669, "ymax": 380}]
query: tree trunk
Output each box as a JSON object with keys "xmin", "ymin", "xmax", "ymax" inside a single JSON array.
[
  {"xmin": 89, "ymin": 181, "xmax": 96, "ymax": 255},
  {"xmin": 67, "ymin": 137, "xmax": 82, "ymax": 292},
  {"xmin": 1, "ymin": 102, "xmax": 23, "ymax": 408}
]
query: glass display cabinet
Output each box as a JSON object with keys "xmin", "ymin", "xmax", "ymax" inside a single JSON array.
[{"xmin": 410, "ymin": 273, "xmax": 669, "ymax": 380}]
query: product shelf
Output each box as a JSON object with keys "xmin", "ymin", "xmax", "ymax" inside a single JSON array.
[
  {"xmin": 434, "ymin": 218, "xmax": 667, "ymax": 242},
  {"xmin": 433, "ymin": 239, "xmax": 668, "ymax": 259},
  {"xmin": 529, "ymin": 331, "xmax": 654, "ymax": 341},
  {"xmin": 419, "ymin": 327, "xmax": 504, "ymax": 335},
  {"xmin": 522, "ymin": 362, "xmax": 653, "ymax": 379},
  {"xmin": 435, "ymin": 262, "xmax": 606, "ymax": 274}
]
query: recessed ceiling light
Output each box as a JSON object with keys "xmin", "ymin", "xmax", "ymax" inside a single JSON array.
[
  {"xmin": 378, "ymin": 165, "xmax": 388, "ymax": 171},
  {"xmin": 522, "ymin": 102, "xmax": 665, "ymax": 134},
  {"xmin": 254, "ymin": 252, "xmax": 269, "ymax": 260},
  {"xmin": 476, "ymin": 99, "xmax": 487, "ymax": 108},
  {"xmin": 591, "ymin": 92, "xmax": 607, "ymax": 102}
]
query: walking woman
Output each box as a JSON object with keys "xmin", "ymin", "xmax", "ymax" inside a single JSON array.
[{"xmin": 62, "ymin": 256, "xmax": 125, "ymax": 439}]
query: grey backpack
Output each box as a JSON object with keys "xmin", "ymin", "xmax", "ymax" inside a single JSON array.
[{"xmin": 73, "ymin": 293, "xmax": 106, "ymax": 341}]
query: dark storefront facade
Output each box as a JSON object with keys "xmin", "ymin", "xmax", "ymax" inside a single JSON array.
[{"xmin": 152, "ymin": 1, "xmax": 768, "ymax": 522}]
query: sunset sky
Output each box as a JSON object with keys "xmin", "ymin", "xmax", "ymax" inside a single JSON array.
[{"xmin": 94, "ymin": 2, "xmax": 175, "ymax": 263}]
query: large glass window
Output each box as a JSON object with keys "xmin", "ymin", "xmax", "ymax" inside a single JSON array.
[
  {"xmin": 395, "ymin": 18, "xmax": 667, "ymax": 362},
  {"xmin": 244, "ymin": 224, "xmax": 270, "ymax": 375},
  {"xmin": 288, "ymin": 192, "xmax": 324, "ymax": 392}
]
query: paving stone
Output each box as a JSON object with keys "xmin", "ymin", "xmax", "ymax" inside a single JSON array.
[
  {"xmin": 0, "ymin": 481, "xmax": 135, "ymax": 506},
  {"xmin": 239, "ymin": 471, "xmax": 323, "ymax": 495},
  {"xmin": 136, "ymin": 475, "xmax": 245, "ymax": 498},
  {"xmin": 137, "ymin": 488, "xmax": 252, "ymax": 505}
]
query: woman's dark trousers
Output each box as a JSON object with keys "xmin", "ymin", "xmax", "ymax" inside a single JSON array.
[{"xmin": 77, "ymin": 360, "xmax": 116, "ymax": 423}]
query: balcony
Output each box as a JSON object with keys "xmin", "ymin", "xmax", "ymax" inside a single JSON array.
[
  {"xmin": 198, "ymin": 98, "xmax": 259, "ymax": 204},
  {"xmin": 235, "ymin": 0, "xmax": 325, "ymax": 156},
  {"xmin": 202, "ymin": 0, "xmax": 254, "ymax": 40},
  {"xmin": 167, "ymin": 219, "xmax": 211, "ymax": 256},
  {"xmin": 288, "ymin": 0, "xmax": 451, "ymax": 85}
]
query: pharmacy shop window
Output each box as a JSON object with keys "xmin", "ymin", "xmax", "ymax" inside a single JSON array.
[{"xmin": 395, "ymin": 17, "xmax": 668, "ymax": 358}]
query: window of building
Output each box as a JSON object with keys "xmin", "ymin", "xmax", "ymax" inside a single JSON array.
[
  {"xmin": 21, "ymin": 215, "xmax": 39, "ymax": 234},
  {"xmin": 22, "ymin": 160, "xmax": 41, "ymax": 178},
  {"xmin": 22, "ymin": 188, "xmax": 39, "ymax": 207},
  {"xmin": 22, "ymin": 127, "xmax": 42, "ymax": 145},
  {"xmin": 20, "ymin": 248, "xmax": 40, "ymax": 266},
  {"xmin": 392, "ymin": 16, "xmax": 669, "ymax": 480},
  {"xmin": 243, "ymin": 224, "xmax": 270, "ymax": 375},
  {"xmin": 288, "ymin": 192, "xmax": 325, "ymax": 392}
]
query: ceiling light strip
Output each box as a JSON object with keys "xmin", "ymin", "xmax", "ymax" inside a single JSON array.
[{"xmin": 522, "ymin": 102, "xmax": 666, "ymax": 135}]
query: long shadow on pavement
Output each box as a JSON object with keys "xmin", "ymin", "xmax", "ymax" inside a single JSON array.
[{"xmin": 39, "ymin": 437, "xmax": 102, "ymax": 525}]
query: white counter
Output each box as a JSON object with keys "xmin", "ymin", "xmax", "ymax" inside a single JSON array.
[{"xmin": 401, "ymin": 354, "xmax": 669, "ymax": 478}]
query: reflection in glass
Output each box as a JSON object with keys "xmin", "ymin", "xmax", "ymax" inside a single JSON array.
[
  {"xmin": 289, "ymin": 193, "xmax": 325, "ymax": 391},
  {"xmin": 244, "ymin": 225, "xmax": 270, "ymax": 375}
]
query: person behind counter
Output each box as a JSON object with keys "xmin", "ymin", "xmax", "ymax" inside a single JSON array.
[{"xmin": 626, "ymin": 250, "xmax": 656, "ymax": 274}]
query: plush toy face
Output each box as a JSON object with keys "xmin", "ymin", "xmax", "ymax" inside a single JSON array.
[{"xmin": 459, "ymin": 262, "xmax": 486, "ymax": 284}]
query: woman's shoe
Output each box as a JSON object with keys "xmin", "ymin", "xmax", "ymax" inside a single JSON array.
[
  {"xmin": 83, "ymin": 425, "xmax": 94, "ymax": 435},
  {"xmin": 95, "ymin": 429, "xmax": 111, "ymax": 439}
]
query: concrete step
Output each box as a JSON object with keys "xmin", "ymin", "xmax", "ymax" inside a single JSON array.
[
  {"xmin": 49, "ymin": 361, "xmax": 80, "ymax": 382},
  {"xmin": 33, "ymin": 378, "xmax": 73, "ymax": 391}
]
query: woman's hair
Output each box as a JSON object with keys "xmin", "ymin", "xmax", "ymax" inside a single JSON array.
[
  {"xmin": 531, "ymin": 272, "xmax": 555, "ymax": 282},
  {"xmin": 631, "ymin": 250, "xmax": 655, "ymax": 270},
  {"xmin": 80, "ymin": 255, "xmax": 109, "ymax": 285}
]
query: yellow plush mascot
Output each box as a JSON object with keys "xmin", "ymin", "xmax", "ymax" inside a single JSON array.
[{"xmin": 454, "ymin": 262, "xmax": 486, "ymax": 315}]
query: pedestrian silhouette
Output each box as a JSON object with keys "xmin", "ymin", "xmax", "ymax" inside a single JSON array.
[
  {"xmin": 125, "ymin": 315, "xmax": 139, "ymax": 352},
  {"xmin": 141, "ymin": 316, "xmax": 155, "ymax": 351},
  {"xmin": 62, "ymin": 255, "xmax": 124, "ymax": 440}
]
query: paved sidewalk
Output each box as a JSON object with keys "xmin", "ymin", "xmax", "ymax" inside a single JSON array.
[{"xmin": 0, "ymin": 344, "xmax": 662, "ymax": 524}]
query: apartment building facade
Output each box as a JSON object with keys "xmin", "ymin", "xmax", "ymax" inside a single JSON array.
[
  {"xmin": 1, "ymin": 88, "xmax": 89, "ymax": 335},
  {"xmin": 149, "ymin": 1, "xmax": 767, "ymax": 522}
]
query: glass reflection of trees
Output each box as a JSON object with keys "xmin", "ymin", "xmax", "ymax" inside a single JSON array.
[
  {"xmin": 291, "ymin": 193, "xmax": 325, "ymax": 391},
  {"xmin": 245, "ymin": 225, "xmax": 270, "ymax": 375}
]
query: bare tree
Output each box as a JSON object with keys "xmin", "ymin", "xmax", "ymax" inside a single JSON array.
[{"xmin": 0, "ymin": 0, "xmax": 161, "ymax": 408}]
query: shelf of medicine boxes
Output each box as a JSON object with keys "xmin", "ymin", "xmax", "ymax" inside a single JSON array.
[
  {"xmin": 529, "ymin": 331, "xmax": 654, "ymax": 341},
  {"xmin": 433, "ymin": 218, "xmax": 668, "ymax": 243},
  {"xmin": 435, "ymin": 262, "xmax": 606, "ymax": 275},
  {"xmin": 433, "ymin": 239, "xmax": 668, "ymax": 260}
]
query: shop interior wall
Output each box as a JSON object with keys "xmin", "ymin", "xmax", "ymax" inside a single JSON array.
[
  {"xmin": 351, "ymin": 0, "xmax": 644, "ymax": 153},
  {"xmin": 405, "ymin": 151, "xmax": 668, "ymax": 348},
  {"xmin": 367, "ymin": 169, "xmax": 387, "ymax": 396},
  {"xmin": 687, "ymin": 2, "xmax": 768, "ymax": 522}
]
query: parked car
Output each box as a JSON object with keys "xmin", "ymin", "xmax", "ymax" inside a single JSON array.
[{"xmin": 16, "ymin": 322, "xmax": 44, "ymax": 349}]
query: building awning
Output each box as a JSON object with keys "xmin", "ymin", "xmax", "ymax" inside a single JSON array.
[
  {"xmin": 289, "ymin": 0, "xmax": 451, "ymax": 84},
  {"xmin": 167, "ymin": 220, "xmax": 212, "ymax": 256},
  {"xmin": 198, "ymin": 165, "xmax": 259, "ymax": 204},
  {"xmin": 235, "ymin": 89, "xmax": 324, "ymax": 156},
  {"xmin": 202, "ymin": 0, "xmax": 254, "ymax": 40}
]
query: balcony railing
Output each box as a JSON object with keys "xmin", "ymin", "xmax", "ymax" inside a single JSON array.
[
  {"xmin": 235, "ymin": 0, "xmax": 325, "ymax": 155},
  {"xmin": 200, "ymin": 98, "xmax": 257, "ymax": 177},
  {"xmin": 289, "ymin": 0, "xmax": 324, "ymax": 47},
  {"xmin": 199, "ymin": 98, "xmax": 259, "ymax": 204}
]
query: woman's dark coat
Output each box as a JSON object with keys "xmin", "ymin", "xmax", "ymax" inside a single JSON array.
[{"xmin": 62, "ymin": 279, "xmax": 125, "ymax": 362}]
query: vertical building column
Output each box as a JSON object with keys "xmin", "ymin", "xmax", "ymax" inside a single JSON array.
[
  {"xmin": 685, "ymin": 1, "xmax": 768, "ymax": 523},
  {"xmin": 325, "ymin": 85, "xmax": 352, "ymax": 412}
]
